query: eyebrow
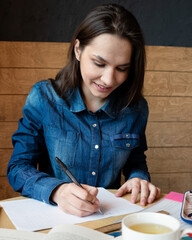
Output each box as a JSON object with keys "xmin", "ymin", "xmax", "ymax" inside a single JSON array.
[{"xmin": 93, "ymin": 54, "xmax": 131, "ymax": 67}]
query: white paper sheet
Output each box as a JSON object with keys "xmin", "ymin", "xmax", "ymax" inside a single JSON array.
[
  {"xmin": 142, "ymin": 198, "xmax": 192, "ymax": 230},
  {"xmin": 0, "ymin": 228, "xmax": 44, "ymax": 240},
  {"xmin": 0, "ymin": 188, "xmax": 143, "ymax": 231}
]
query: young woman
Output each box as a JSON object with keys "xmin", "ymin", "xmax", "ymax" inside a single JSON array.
[{"xmin": 7, "ymin": 3, "xmax": 160, "ymax": 217}]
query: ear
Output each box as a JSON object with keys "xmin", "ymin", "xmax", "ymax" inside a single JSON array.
[{"xmin": 74, "ymin": 39, "xmax": 81, "ymax": 61}]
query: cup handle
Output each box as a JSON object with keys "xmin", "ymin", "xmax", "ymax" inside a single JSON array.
[{"xmin": 180, "ymin": 228, "xmax": 192, "ymax": 239}]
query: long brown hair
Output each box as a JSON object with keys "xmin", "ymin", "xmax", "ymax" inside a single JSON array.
[{"xmin": 54, "ymin": 4, "xmax": 146, "ymax": 108}]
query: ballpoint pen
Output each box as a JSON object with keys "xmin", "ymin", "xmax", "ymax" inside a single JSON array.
[{"xmin": 55, "ymin": 156, "xmax": 103, "ymax": 214}]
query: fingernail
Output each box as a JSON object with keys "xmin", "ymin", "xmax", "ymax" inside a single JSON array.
[
  {"xmin": 131, "ymin": 198, "xmax": 136, "ymax": 204},
  {"xmin": 140, "ymin": 199, "xmax": 145, "ymax": 205}
]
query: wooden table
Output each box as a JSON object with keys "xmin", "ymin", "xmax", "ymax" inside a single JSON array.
[{"xmin": 0, "ymin": 190, "xmax": 165, "ymax": 233}]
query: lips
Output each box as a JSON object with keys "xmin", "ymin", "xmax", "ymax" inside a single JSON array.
[
  {"xmin": 97, "ymin": 84, "xmax": 108, "ymax": 89},
  {"xmin": 95, "ymin": 82, "xmax": 111, "ymax": 91}
]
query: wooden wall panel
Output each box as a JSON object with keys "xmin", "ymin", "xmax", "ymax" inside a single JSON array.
[
  {"xmin": 146, "ymin": 148, "xmax": 192, "ymax": 173},
  {"xmin": 0, "ymin": 68, "xmax": 58, "ymax": 94},
  {"xmin": 0, "ymin": 42, "xmax": 69, "ymax": 68},
  {"xmin": 147, "ymin": 97, "xmax": 192, "ymax": 121},
  {"xmin": 2, "ymin": 95, "xmax": 192, "ymax": 122},
  {"xmin": 0, "ymin": 95, "xmax": 26, "ymax": 121},
  {"xmin": 0, "ymin": 150, "xmax": 12, "ymax": 176},
  {"xmin": 1, "ymin": 69, "xmax": 192, "ymax": 96},
  {"xmin": 145, "ymin": 46, "xmax": 192, "ymax": 71},
  {"xmin": 146, "ymin": 122, "xmax": 192, "ymax": 147},
  {"xmin": 0, "ymin": 177, "xmax": 20, "ymax": 200},
  {"xmin": 150, "ymin": 173, "xmax": 192, "ymax": 194},
  {"xmin": 0, "ymin": 123, "xmax": 18, "ymax": 149},
  {"xmin": 144, "ymin": 72, "xmax": 192, "ymax": 97},
  {"xmin": 0, "ymin": 42, "xmax": 192, "ymax": 71},
  {"xmin": 1, "ymin": 121, "xmax": 191, "ymax": 149},
  {"xmin": 0, "ymin": 41, "xmax": 191, "ymax": 198}
]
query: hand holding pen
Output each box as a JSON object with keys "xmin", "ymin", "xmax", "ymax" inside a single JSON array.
[{"xmin": 51, "ymin": 157, "xmax": 102, "ymax": 217}]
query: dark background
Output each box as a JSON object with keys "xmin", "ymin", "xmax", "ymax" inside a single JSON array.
[{"xmin": 0, "ymin": 0, "xmax": 192, "ymax": 47}]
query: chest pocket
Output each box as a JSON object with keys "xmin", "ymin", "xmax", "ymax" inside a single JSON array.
[
  {"xmin": 45, "ymin": 126, "xmax": 79, "ymax": 168},
  {"xmin": 110, "ymin": 133, "xmax": 140, "ymax": 171},
  {"xmin": 111, "ymin": 133, "xmax": 140, "ymax": 150}
]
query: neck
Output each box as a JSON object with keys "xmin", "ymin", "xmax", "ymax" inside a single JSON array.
[
  {"xmin": 84, "ymin": 97, "xmax": 107, "ymax": 112},
  {"xmin": 80, "ymin": 84, "xmax": 108, "ymax": 112}
]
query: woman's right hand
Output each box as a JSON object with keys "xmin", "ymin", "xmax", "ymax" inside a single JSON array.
[{"xmin": 51, "ymin": 183, "xmax": 100, "ymax": 217}]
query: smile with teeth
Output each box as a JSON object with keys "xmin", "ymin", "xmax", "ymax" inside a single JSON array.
[{"xmin": 95, "ymin": 82, "xmax": 110, "ymax": 89}]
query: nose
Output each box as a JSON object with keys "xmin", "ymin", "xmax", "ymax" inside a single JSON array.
[{"xmin": 101, "ymin": 67, "xmax": 115, "ymax": 86}]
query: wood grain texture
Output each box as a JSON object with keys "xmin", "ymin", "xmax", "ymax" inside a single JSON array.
[
  {"xmin": 147, "ymin": 96, "xmax": 192, "ymax": 121},
  {"xmin": 0, "ymin": 68, "xmax": 58, "ymax": 94},
  {"xmin": 0, "ymin": 149, "xmax": 12, "ymax": 176},
  {"xmin": 2, "ymin": 147, "xmax": 191, "ymax": 176},
  {"xmin": 0, "ymin": 177, "xmax": 20, "ymax": 200},
  {"xmin": 0, "ymin": 42, "xmax": 191, "ymax": 71},
  {"xmin": 0, "ymin": 123, "xmax": 18, "ymax": 148},
  {"xmin": 0, "ymin": 41, "xmax": 70, "ymax": 68},
  {"xmin": 145, "ymin": 46, "xmax": 192, "ymax": 71},
  {"xmin": 0, "ymin": 95, "xmax": 26, "ymax": 121},
  {"xmin": 146, "ymin": 147, "xmax": 192, "ymax": 173},
  {"xmin": 2, "ymin": 95, "xmax": 192, "ymax": 122},
  {"xmin": 144, "ymin": 71, "xmax": 192, "ymax": 97},
  {"xmin": 0, "ymin": 41, "xmax": 191, "ymax": 198},
  {"xmin": 150, "ymin": 173, "xmax": 192, "ymax": 194},
  {"xmin": 1, "ymin": 69, "xmax": 192, "ymax": 96},
  {"xmin": 1, "ymin": 122, "xmax": 192, "ymax": 149},
  {"xmin": 146, "ymin": 122, "xmax": 192, "ymax": 147}
]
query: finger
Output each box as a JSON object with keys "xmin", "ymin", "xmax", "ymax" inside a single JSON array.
[
  {"xmin": 74, "ymin": 196, "xmax": 99, "ymax": 215},
  {"xmin": 70, "ymin": 184, "xmax": 94, "ymax": 202},
  {"xmin": 156, "ymin": 187, "xmax": 161, "ymax": 199},
  {"xmin": 61, "ymin": 202, "xmax": 98, "ymax": 217},
  {"xmin": 71, "ymin": 184, "xmax": 100, "ymax": 210},
  {"xmin": 140, "ymin": 180, "xmax": 149, "ymax": 206},
  {"xmin": 130, "ymin": 180, "xmax": 140, "ymax": 204},
  {"xmin": 115, "ymin": 182, "xmax": 131, "ymax": 197},
  {"xmin": 67, "ymin": 205, "xmax": 98, "ymax": 217},
  {"xmin": 82, "ymin": 184, "xmax": 99, "ymax": 203},
  {"xmin": 58, "ymin": 191, "xmax": 99, "ymax": 217},
  {"xmin": 147, "ymin": 186, "xmax": 161, "ymax": 204},
  {"xmin": 53, "ymin": 183, "xmax": 99, "ymax": 216}
]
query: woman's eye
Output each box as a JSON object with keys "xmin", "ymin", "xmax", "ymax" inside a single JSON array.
[
  {"xmin": 94, "ymin": 62, "xmax": 105, "ymax": 67},
  {"xmin": 116, "ymin": 67, "xmax": 129, "ymax": 72}
]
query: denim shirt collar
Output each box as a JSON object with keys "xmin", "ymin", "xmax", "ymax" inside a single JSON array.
[{"xmin": 69, "ymin": 88, "xmax": 118, "ymax": 119}]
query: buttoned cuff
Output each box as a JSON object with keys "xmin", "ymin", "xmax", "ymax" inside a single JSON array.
[{"xmin": 33, "ymin": 177, "xmax": 65, "ymax": 205}]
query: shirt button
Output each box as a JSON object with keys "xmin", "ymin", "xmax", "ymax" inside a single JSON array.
[
  {"xmin": 92, "ymin": 171, "xmax": 96, "ymax": 176},
  {"xmin": 93, "ymin": 123, "xmax": 97, "ymax": 127},
  {"xmin": 126, "ymin": 143, "xmax": 130, "ymax": 148},
  {"xmin": 95, "ymin": 145, "xmax": 99, "ymax": 149}
]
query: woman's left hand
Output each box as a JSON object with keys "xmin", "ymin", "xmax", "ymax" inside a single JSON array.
[{"xmin": 115, "ymin": 177, "xmax": 161, "ymax": 206}]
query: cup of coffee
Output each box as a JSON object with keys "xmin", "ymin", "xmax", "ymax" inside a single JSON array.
[{"xmin": 122, "ymin": 212, "xmax": 181, "ymax": 240}]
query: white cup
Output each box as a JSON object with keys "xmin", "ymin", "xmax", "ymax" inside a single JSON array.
[{"xmin": 122, "ymin": 212, "xmax": 181, "ymax": 240}]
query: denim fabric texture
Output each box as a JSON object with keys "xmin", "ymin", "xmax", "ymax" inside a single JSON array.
[{"xmin": 7, "ymin": 80, "xmax": 150, "ymax": 204}]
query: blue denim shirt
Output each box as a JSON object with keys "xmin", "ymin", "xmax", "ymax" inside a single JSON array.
[{"xmin": 7, "ymin": 80, "xmax": 150, "ymax": 205}]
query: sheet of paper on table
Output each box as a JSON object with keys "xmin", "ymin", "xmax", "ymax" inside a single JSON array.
[
  {"xmin": 142, "ymin": 191, "xmax": 192, "ymax": 230},
  {"xmin": 0, "ymin": 187, "xmax": 143, "ymax": 232},
  {"xmin": 0, "ymin": 223, "xmax": 121, "ymax": 240}
]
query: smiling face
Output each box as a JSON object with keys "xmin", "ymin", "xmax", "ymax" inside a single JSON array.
[{"xmin": 74, "ymin": 33, "xmax": 132, "ymax": 111}]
